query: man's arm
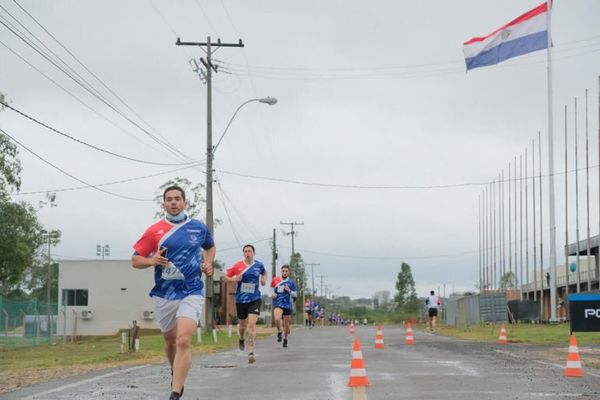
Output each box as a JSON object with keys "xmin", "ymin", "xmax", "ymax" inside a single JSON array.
[
  {"xmin": 131, "ymin": 252, "xmax": 167, "ymax": 269},
  {"xmin": 260, "ymin": 271, "xmax": 267, "ymax": 286},
  {"xmin": 201, "ymin": 245, "xmax": 216, "ymax": 276}
]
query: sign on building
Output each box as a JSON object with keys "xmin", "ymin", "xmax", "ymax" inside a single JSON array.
[{"xmin": 568, "ymin": 293, "xmax": 600, "ymax": 332}]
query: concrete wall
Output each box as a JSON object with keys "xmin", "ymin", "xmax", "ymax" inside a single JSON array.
[{"xmin": 58, "ymin": 260, "xmax": 159, "ymax": 336}]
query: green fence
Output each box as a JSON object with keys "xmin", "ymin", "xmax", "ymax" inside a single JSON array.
[{"xmin": 0, "ymin": 297, "xmax": 58, "ymax": 348}]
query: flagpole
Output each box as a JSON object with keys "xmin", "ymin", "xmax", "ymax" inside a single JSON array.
[{"xmin": 546, "ymin": 0, "xmax": 558, "ymax": 323}]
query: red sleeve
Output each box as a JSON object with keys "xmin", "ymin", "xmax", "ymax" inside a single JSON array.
[
  {"xmin": 133, "ymin": 227, "xmax": 157, "ymax": 257},
  {"xmin": 226, "ymin": 261, "xmax": 244, "ymax": 277}
]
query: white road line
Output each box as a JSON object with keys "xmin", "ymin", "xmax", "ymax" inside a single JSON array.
[{"xmin": 20, "ymin": 365, "xmax": 149, "ymax": 400}]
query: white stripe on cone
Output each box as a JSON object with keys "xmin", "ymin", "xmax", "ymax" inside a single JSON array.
[{"xmin": 350, "ymin": 368, "xmax": 367, "ymax": 376}]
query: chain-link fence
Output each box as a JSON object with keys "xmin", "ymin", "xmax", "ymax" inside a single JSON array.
[{"xmin": 0, "ymin": 296, "xmax": 58, "ymax": 348}]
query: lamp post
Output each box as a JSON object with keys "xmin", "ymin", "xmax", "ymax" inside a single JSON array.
[
  {"xmin": 205, "ymin": 97, "xmax": 278, "ymax": 328},
  {"xmin": 41, "ymin": 230, "xmax": 60, "ymax": 337},
  {"xmin": 96, "ymin": 244, "xmax": 110, "ymax": 260}
]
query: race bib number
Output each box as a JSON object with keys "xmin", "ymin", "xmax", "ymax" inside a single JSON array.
[
  {"xmin": 276, "ymin": 285, "xmax": 285, "ymax": 293},
  {"xmin": 162, "ymin": 262, "xmax": 184, "ymax": 281},
  {"xmin": 241, "ymin": 282, "xmax": 255, "ymax": 293}
]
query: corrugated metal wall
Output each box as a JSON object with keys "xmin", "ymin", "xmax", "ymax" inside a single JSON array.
[{"xmin": 444, "ymin": 292, "xmax": 507, "ymax": 325}]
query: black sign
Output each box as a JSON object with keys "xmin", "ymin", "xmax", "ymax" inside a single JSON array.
[{"xmin": 568, "ymin": 293, "xmax": 600, "ymax": 332}]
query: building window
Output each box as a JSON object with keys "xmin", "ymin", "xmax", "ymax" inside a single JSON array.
[{"xmin": 62, "ymin": 289, "xmax": 89, "ymax": 306}]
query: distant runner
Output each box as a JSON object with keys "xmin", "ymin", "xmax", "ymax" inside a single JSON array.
[
  {"xmin": 425, "ymin": 290, "xmax": 441, "ymax": 331},
  {"xmin": 225, "ymin": 244, "xmax": 267, "ymax": 363},
  {"xmin": 131, "ymin": 185, "xmax": 216, "ymax": 400},
  {"xmin": 270, "ymin": 264, "xmax": 297, "ymax": 348}
]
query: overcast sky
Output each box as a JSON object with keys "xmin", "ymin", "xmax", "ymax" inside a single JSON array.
[{"xmin": 1, "ymin": 0, "xmax": 600, "ymax": 299}]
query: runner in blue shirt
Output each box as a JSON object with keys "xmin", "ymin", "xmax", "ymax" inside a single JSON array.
[
  {"xmin": 225, "ymin": 244, "xmax": 266, "ymax": 363},
  {"xmin": 270, "ymin": 264, "xmax": 297, "ymax": 348}
]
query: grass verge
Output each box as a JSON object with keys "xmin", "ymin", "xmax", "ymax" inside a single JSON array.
[{"xmin": 0, "ymin": 325, "xmax": 275, "ymax": 393}]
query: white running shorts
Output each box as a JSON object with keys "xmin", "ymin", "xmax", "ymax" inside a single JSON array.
[{"xmin": 153, "ymin": 295, "xmax": 204, "ymax": 332}]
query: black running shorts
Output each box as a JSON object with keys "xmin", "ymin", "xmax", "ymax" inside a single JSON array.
[
  {"xmin": 428, "ymin": 308, "xmax": 438, "ymax": 318},
  {"xmin": 236, "ymin": 299, "xmax": 262, "ymax": 320}
]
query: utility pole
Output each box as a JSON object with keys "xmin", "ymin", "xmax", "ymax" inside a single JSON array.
[
  {"xmin": 317, "ymin": 274, "xmax": 328, "ymax": 298},
  {"xmin": 281, "ymin": 221, "xmax": 304, "ymax": 323},
  {"xmin": 305, "ymin": 263, "xmax": 320, "ymax": 297},
  {"xmin": 280, "ymin": 221, "xmax": 304, "ymax": 265},
  {"xmin": 271, "ymin": 228, "xmax": 277, "ymax": 279},
  {"xmin": 176, "ymin": 36, "xmax": 244, "ymax": 328}
]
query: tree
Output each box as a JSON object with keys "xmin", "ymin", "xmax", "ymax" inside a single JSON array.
[
  {"xmin": 394, "ymin": 262, "xmax": 420, "ymax": 313},
  {"xmin": 153, "ymin": 177, "xmax": 205, "ymax": 219},
  {"xmin": 0, "ymin": 99, "xmax": 47, "ymax": 297},
  {"xmin": 289, "ymin": 252, "xmax": 306, "ymax": 317},
  {"xmin": 499, "ymin": 271, "xmax": 517, "ymax": 289},
  {"xmin": 0, "ymin": 200, "xmax": 44, "ymax": 296}
]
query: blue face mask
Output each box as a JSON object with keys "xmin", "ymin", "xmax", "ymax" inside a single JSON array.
[{"xmin": 166, "ymin": 211, "xmax": 187, "ymax": 223}]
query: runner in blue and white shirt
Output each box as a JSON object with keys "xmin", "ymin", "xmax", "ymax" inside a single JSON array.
[
  {"xmin": 225, "ymin": 244, "xmax": 266, "ymax": 364},
  {"xmin": 270, "ymin": 264, "xmax": 297, "ymax": 348}
]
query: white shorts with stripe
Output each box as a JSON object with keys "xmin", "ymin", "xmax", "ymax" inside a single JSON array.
[{"xmin": 152, "ymin": 295, "xmax": 204, "ymax": 332}]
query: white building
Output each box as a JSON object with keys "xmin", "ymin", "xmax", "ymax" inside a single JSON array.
[{"xmin": 58, "ymin": 260, "xmax": 159, "ymax": 336}]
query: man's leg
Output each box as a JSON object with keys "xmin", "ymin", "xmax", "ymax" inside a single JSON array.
[
  {"xmin": 273, "ymin": 308, "xmax": 283, "ymax": 341},
  {"xmin": 239, "ymin": 318, "xmax": 248, "ymax": 340},
  {"xmin": 171, "ymin": 317, "xmax": 196, "ymax": 395},
  {"xmin": 163, "ymin": 328, "xmax": 177, "ymax": 369},
  {"xmin": 283, "ymin": 315, "xmax": 291, "ymax": 338},
  {"xmin": 246, "ymin": 313, "xmax": 259, "ymax": 354}
]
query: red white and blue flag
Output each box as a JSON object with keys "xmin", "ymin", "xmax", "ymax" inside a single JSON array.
[{"xmin": 463, "ymin": 2, "xmax": 549, "ymax": 71}]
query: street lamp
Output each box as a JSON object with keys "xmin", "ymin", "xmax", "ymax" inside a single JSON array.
[
  {"xmin": 204, "ymin": 96, "xmax": 278, "ymax": 328},
  {"xmin": 213, "ymin": 97, "xmax": 278, "ymax": 153}
]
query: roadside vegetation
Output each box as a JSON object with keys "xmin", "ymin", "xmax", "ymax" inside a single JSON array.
[
  {"xmin": 0, "ymin": 327, "xmax": 273, "ymax": 393},
  {"xmin": 434, "ymin": 322, "xmax": 600, "ymax": 345}
]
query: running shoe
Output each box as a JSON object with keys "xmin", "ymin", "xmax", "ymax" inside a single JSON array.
[
  {"xmin": 248, "ymin": 352, "xmax": 256, "ymax": 364},
  {"xmin": 169, "ymin": 391, "xmax": 181, "ymax": 400},
  {"xmin": 238, "ymin": 339, "xmax": 245, "ymax": 351},
  {"xmin": 277, "ymin": 332, "xmax": 282, "ymax": 342},
  {"xmin": 283, "ymin": 338, "xmax": 288, "ymax": 348}
]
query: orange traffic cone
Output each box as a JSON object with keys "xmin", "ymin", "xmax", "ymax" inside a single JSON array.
[
  {"xmin": 404, "ymin": 322, "xmax": 415, "ymax": 345},
  {"xmin": 349, "ymin": 320, "xmax": 355, "ymax": 335},
  {"xmin": 348, "ymin": 338, "xmax": 369, "ymax": 399},
  {"xmin": 497, "ymin": 322, "xmax": 508, "ymax": 345},
  {"xmin": 564, "ymin": 335, "xmax": 584, "ymax": 377},
  {"xmin": 375, "ymin": 325, "xmax": 384, "ymax": 349}
]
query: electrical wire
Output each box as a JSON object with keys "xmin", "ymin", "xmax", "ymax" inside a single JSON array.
[
  {"xmin": 1, "ymin": 102, "xmax": 201, "ymax": 166},
  {"xmin": 11, "ymin": 0, "xmax": 192, "ymax": 161},
  {"xmin": 0, "ymin": 127, "xmax": 152, "ymax": 202},
  {"xmin": 218, "ymin": 163, "xmax": 599, "ymax": 191},
  {"xmin": 10, "ymin": 162, "xmax": 205, "ymax": 196},
  {"xmin": 0, "ymin": 18, "xmax": 192, "ymax": 162},
  {"xmin": 216, "ymin": 180, "xmax": 243, "ymax": 247}
]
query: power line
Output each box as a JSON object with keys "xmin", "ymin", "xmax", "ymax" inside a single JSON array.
[
  {"xmin": 0, "ymin": 127, "xmax": 152, "ymax": 202},
  {"xmin": 11, "ymin": 0, "xmax": 191, "ymax": 161},
  {"xmin": 1, "ymin": 101, "xmax": 200, "ymax": 166},
  {"xmin": 0, "ymin": 17, "xmax": 192, "ymax": 162},
  {"xmin": 218, "ymin": 164, "xmax": 599, "ymax": 191},
  {"xmin": 0, "ymin": 39, "xmax": 182, "ymax": 159},
  {"xmin": 9, "ymin": 162, "xmax": 205, "ymax": 196}
]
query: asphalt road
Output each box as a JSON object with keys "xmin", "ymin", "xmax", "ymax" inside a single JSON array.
[{"xmin": 3, "ymin": 325, "xmax": 600, "ymax": 399}]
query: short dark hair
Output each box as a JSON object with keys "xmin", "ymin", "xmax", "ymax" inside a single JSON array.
[
  {"xmin": 430, "ymin": 290, "xmax": 435, "ymax": 295},
  {"xmin": 243, "ymin": 244, "xmax": 255, "ymax": 253},
  {"xmin": 281, "ymin": 264, "xmax": 290, "ymax": 270},
  {"xmin": 163, "ymin": 185, "xmax": 186, "ymax": 201}
]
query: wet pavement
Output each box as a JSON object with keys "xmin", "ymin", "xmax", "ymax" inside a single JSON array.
[{"xmin": 3, "ymin": 325, "xmax": 600, "ymax": 399}]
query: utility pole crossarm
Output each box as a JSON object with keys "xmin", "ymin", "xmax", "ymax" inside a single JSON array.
[{"xmin": 176, "ymin": 38, "xmax": 244, "ymax": 48}]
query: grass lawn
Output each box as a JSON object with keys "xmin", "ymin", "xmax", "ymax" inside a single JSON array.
[
  {"xmin": 433, "ymin": 322, "xmax": 600, "ymax": 345},
  {"xmin": 0, "ymin": 325, "xmax": 275, "ymax": 393}
]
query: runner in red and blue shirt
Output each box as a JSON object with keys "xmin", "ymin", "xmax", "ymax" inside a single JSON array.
[
  {"xmin": 225, "ymin": 244, "xmax": 266, "ymax": 364},
  {"xmin": 132, "ymin": 186, "xmax": 215, "ymax": 400},
  {"xmin": 270, "ymin": 264, "xmax": 296, "ymax": 348}
]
